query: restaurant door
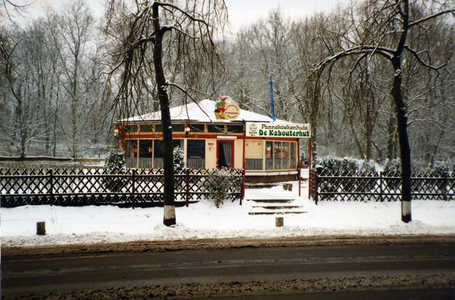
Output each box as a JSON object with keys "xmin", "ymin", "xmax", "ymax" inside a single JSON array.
[{"xmin": 217, "ymin": 140, "xmax": 234, "ymax": 169}]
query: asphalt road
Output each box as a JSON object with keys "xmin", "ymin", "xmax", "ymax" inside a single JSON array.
[{"xmin": 3, "ymin": 243, "xmax": 455, "ymax": 298}]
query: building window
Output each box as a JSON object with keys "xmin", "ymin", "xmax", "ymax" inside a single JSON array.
[
  {"xmin": 245, "ymin": 141, "xmax": 263, "ymax": 170},
  {"xmin": 187, "ymin": 140, "xmax": 205, "ymax": 169},
  {"xmin": 173, "ymin": 139, "xmax": 183, "ymax": 149},
  {"xmin": 139, "ymin": 140, "xmax": 153, "ymax": 169},
  {"xmin": 154, "ymin": 140, "xmax": 164, "ymax": 169},
  {"xmin": 155, "ymin": 124, "xmax": 162, "ymax": 132},
  {"xmin": 226, "ymin": 124, "xmax": 243, "ymax": 134},
  {"xmin": 290, "ymin": 142, "xmax": 296, "ymax": 169},
  {"xmin": 125, "ymin": 125, "xmax": 137, "ymax": 133},
  {"xmin": 172, "ymin": 124, "xmax": 185, "ymax": 132},
  {"xmin": 274, "ymin": 142, "xmax": 282, "ymax": 169},
  {"xmin": 125, "ymin": 140, "xmax": 137, "ymax": 168},
  {"xmin": 140, "ymin": 124, "xmax": 153, "ymax": 133},
  {"xmin": 207, "ymin": 124, "xmax": 225, "ymax": 133},
  {"xmin": 188, "ymin": 124, "xmax": 205, "ymax": 132},
  {"xmin": 282, "ymin": 142, "xmax": 290, "ymax": 169},
  {"xmin": 261, "ymin": 141, "xmax": 297, "ymax": 171},
  {"xmin": 265, "ymin": 141, "xmax": 273, "ymax": 170}
]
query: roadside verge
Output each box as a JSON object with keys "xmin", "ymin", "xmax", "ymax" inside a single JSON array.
[{"xmin": 3, "ymin": 234, "xmax": 455, "ymax": 259}]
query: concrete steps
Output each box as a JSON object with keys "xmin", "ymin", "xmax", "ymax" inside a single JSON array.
[
  {"xmin": 249, "ymin": 199, "xmax": 293, "ymax": 203},
  {"xmin": 246, "ymin": 198, "xmax": 307, "ymax": 215}
]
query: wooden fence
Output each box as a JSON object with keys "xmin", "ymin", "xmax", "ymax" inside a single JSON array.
[
  {"xmin": 309, "ymin": 170, "xmax": 454, "ymax": 204},
  {"xmin": 1, "ymin": 168, "xmax": 244, "ymax": 208}
]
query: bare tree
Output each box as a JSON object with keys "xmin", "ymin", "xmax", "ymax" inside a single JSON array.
[
  {"xmin": 0, "ymin": 26, "xmax": 52, "ymax": 157},
  {"xmin": 313, "ymin": 0, "xmax": 455, "ymax": 222},
  {"xmin": 290, "ymin": 13, "xmax": 337, "ymax": 160},
  {"xmin": 47, "ymin": 0, "xmax": 96, "ymax": 159},
  {"xmin": 0, "ymin": 1, "xmax": 109, "ymax": 158},
  {"xmin": 1, "ymin": 0, "xmax": 29, "ymax": 24},
  {"xmin": 105, "ymin": 0, "xmax": 227, "ymax": 226},
  {"xmin": 227, "ymin": 9, "xmax": 301, "ymax": 121}
]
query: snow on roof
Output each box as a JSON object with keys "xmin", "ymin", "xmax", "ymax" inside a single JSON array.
[{"xmin": 121, "ymin": 99, "xmax": 292, "ymax": 124}]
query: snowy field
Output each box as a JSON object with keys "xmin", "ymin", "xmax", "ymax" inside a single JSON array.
[{"xmin": 2, "ymin": 182, "xmax": 455, "ymax": 248}]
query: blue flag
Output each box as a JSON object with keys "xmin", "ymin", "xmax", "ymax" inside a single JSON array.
[{"xmin": 269, "ymin": 74, "xmax": 276, "ymax": 122}]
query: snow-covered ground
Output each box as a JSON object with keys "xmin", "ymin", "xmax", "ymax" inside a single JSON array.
[{"xmin": 2, "ymin": 182, "xmax": 455, "ymax": 248}]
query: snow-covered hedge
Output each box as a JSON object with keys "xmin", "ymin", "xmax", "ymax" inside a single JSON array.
[
  {"xmin": 315, "ymin": 156, "xmax": 376, "ymax": 173},
  {"xmin": 315, "ymin": 156, "xmax": 453, "ymax": 175}
]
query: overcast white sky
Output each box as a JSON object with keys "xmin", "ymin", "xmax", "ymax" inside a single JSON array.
[
  {"xmin": 225, "ymin": 0, "xmax": 348, "ymax": 32},
  {"xmin": 21, "ymin": 0, "xmax": 349, "ymax": 32}
]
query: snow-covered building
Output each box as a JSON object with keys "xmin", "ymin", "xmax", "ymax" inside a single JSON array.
[{"xmin": 116, "ymin": 98, "xmax": 311, "ymax": 183}]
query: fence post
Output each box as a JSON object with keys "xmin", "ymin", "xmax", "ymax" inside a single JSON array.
[
  {"xmin": 186, "ymin": 168, "xmax": 190, "ymax": 207},
  {"xmin": 240, "ymin": 169, "xmax": 245, "ymax": 206},
  {"xmin": 380, "ymin": 172, "xmax": 383, "ymax": 202},
  {"xmin": 443, "ymin": 173, "xmax": 448, "ymax": 201},
  {"xmin": 49, "ymin": 169, "xmax": 54, "ymax": 206},
  {"xmin": 240, "ymin": 169, "xmax": 245, "ymax": 205},
  {"xmin": 298, "ymin": 163, "xmax": 301, "ymax": 197},
  {"xmin": 314, "ymin": 171, "xmax": 318, "ymax": 205},
  {"xmin": 131, "ymin": 169, "xmax": 136, "ymax": 209}
]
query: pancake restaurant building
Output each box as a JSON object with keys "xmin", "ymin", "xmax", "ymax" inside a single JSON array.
[{"xmin": 116, "ymin": 98, "xmax": 311, "ymax": 183}]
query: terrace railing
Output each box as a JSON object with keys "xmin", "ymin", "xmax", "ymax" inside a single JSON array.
[
  {"xmin": 310, "ymin": 170, "xmax": 454, "ymax": 204},
  {"xmin": 1, "ymin": 168, "xmax": 244, "ymax": 208}
]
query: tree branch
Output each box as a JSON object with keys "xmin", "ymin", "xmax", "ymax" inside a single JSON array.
[
  {"xmin": 154, "ymin": 2, "xmax": 211, "ymax": 28},
  {"xmin": 409, "ymin": 9, "xmax": 455, "ymax": 27},
  {"xmin": 404, "ymin": 45, "xmax": 453, "ymax": 70}
]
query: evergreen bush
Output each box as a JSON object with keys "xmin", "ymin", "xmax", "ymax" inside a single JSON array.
[
  {"xmin": 205, "ymin": 168, "xmax": 237, "ymax": 208},
  {"xmin": 383, "ymin": 158, "xmax": 401, "ymax": 175},
  {"xmin": 315, "ymin": 156, "xmax": 375, "ymax": 174},
  {"xmin": 103, "ymin": 150, "xmax": 127, "ymax": 192},
  {"xmin": 432, "ymin": 161, "xmax": 450, "ymax": 176},
  {"xmin": 173, "ymin": 146, "xmax": 185, "ymax": 171}
]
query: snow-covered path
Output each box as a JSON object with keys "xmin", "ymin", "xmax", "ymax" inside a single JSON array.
[{"xmin": 2, "ymin": 182, "xmax": 455, "ymax": 248}]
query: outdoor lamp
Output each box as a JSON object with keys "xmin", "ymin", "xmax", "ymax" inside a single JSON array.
[{"xmin": 185, "ymin": 126, "xmax": 191, "ymax": 137}]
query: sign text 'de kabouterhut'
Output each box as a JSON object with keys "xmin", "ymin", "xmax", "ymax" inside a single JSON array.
[{"xmin": 246, "ymin": 122, "xmax": 311, "ymax": 138}]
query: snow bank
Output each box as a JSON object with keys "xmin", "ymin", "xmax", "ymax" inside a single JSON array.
[{"xmin": 2, "ymin": 183, "xmax": 455, "ymax": 248}]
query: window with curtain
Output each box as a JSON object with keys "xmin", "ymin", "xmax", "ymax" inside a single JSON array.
[
  {"xmin": 274, "ymin": 142, "xmax": 282, "ymax": 170},
  {"xmin": 245, "ymin": 141, "xmax": 263, "ymax": 170},
  {"xmin": 187, "ymin": 140, "xmax": 205, "ymax": 169},
  {"xmin": 290, "ymin": 142, "xmax": 296, "ymax": 169},
  {"xmin": 153, "ymin": 140, "xmax": 164, "ymax": 169},
  {"xmin": 282, "ymin": 142, "xmax": 289, "ymax": 169},
  {"xmin": 139, "ymin": 140, "xmax": 152, "ymax": 168},
  {"xmin": 125, "ymin": 140, "xmax": 137, "ymax": 168},
  {"xmin": 265, "ymin": 141, "xmax": 273, "ymax": 170}
]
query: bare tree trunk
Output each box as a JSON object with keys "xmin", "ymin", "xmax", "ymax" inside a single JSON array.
[
  {"xmin": 429, "ymin": 119, "xmax": 446, "ymax": 169},
  {"xmin": 348, "ymin": 115, "xmax": 366, "ymax": 159},
  {"xmin": 392, "ymin": 0, "xmax": 412, "ymax": 223},
  {"xmin": 17, "ymin": 90, "xmax": 27, "ymax": 158},
  {"xmin": 365, "ymin": 107, "xmax": 374, "ymax": 161},
  {"xmin": 152, "ymin": 3, "xmax": 175, "ymax": 226},
  {"xmin": 392, "ymin": 67, "xmax": 412, "ymax": 222},
  {"xmin": 386, "ymin": 112, "xmax": 396, "ymax": 160}
]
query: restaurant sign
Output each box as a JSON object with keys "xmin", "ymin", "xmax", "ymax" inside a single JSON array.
[{"xmin": 246, "ymin": 122, "xmax": 311, "ymax": 138}]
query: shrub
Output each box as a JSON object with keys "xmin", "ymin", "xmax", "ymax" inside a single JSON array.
[
  {"xmin": 383, "ymin": 158, "xmax": 400, "ymax": 175},
  {"xmin": 432, "ymin": 161, "xmax": 450, "ymax": 176},
  {"xmin": 173, "ymin": 146, "xmax": 185, "ymax": 171},
  {"xmin": 205, "ymin": 168, "xmax": 238, "ymax": 208},
  {"xmin": 315, "ymin": 156, "xmax": 375, "ymax": 174},
  {"xmin": 300, "ymin": 152, "xmax": 309, "ymax": 165},
  {"xmin": 103, "ymin": 150, "xmax": 128, "ymax": 192}
]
